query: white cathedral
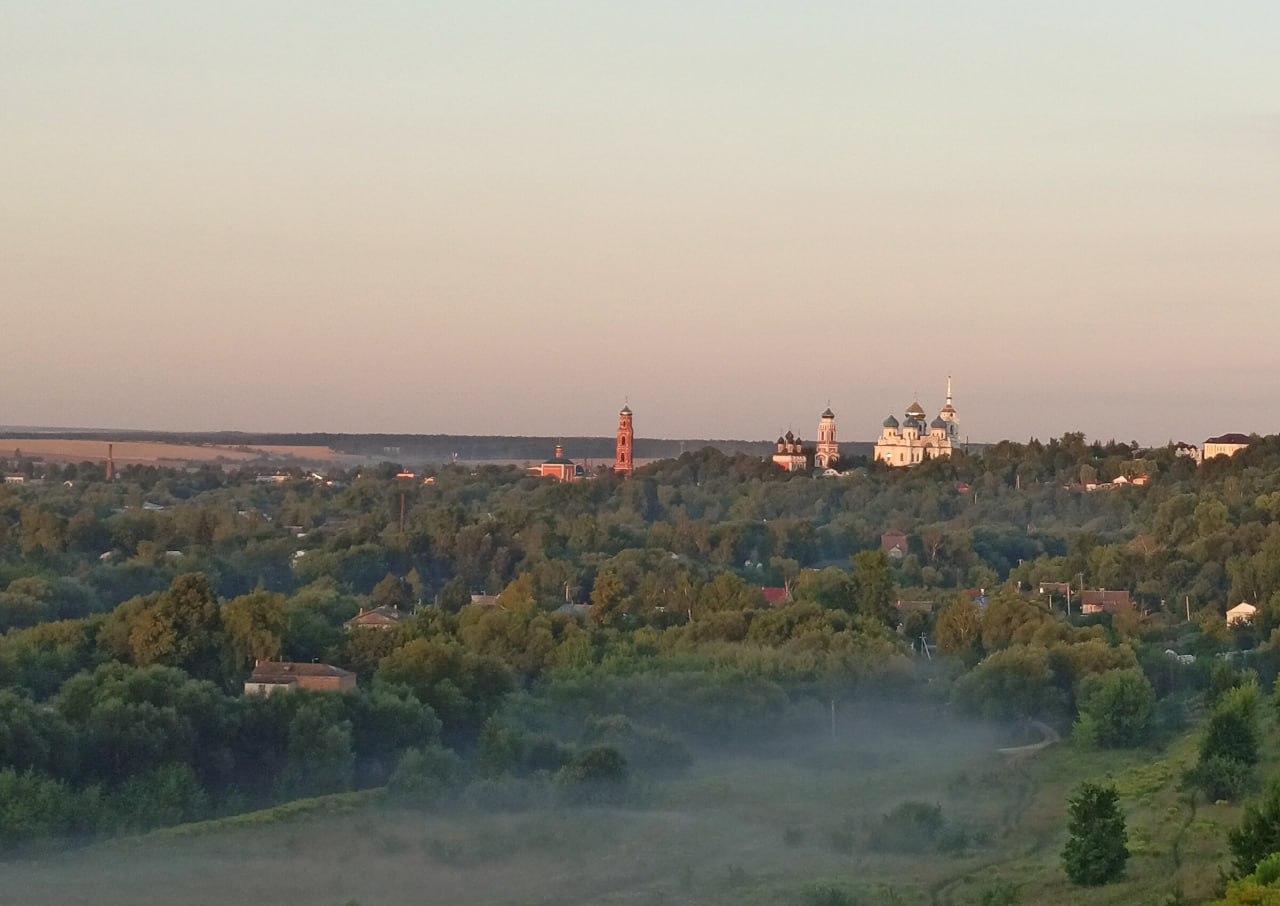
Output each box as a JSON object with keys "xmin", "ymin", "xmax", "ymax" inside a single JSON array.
[{"xmin": 874, "ymin": 379, "xmax": 960, "ymax": 467}]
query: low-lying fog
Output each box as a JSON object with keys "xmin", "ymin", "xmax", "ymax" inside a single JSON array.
[{"xmin": 4, "ymin": 696, "xmax": 1035, "ymax": 906}]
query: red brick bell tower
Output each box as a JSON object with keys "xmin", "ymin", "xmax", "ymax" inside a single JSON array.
[{"xmin": 615, "ymin": 403, "xmax": 634, "ymax": 478}]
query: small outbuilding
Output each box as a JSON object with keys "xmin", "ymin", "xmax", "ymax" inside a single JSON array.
[{"xmin": 1227, "ymin": 602, "xmax": 1258, "ymax": 626}]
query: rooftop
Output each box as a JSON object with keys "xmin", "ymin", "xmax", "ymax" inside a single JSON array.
[{"xmin": 249, "ymin": 661, "xmax": 354, "ymax": 682}]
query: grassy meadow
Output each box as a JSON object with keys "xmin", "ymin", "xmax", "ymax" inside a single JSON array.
[{"xmin": 2, "ymin": 701, "xmax": 1264, "ymax": 906}]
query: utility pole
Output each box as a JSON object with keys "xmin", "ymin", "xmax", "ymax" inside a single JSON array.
[
  {"xmin": 399, "ymin": 492, "xmax": 406, "ymax": 534},
  {"xmin": 1186, "ymin": 596, "xmax": 1191, "ymax": 622},
  {"xmin": 830, "ymin": 699, "xmax": 836, "ymax": 741}
]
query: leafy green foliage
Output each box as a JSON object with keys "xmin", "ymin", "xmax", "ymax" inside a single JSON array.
[
  {"xmin": 1074, "ymin": 668, "xmax": 1155, "ymax": 748},
  {"xmin": 387, "ymin": 745, "xmax": 465, "ymax": 806},
  {"xmin": 1229, "ymin": 777, "xmax": 1280, "ymax": 878},
  {"xmin": 868, "ymin": 800, "xmax": 971, "ymax": 854},
  {"xmin": 1062, "ymin": 781, "xmax": 1129, "ymax": 886},
  {"xmin": 953, "ymin": 645, "xmax": 1065, "ymax": 720},
  {"xmin": 555, "ymin": 745, "xmax": 629, "ymax": 805},
  {"xmin": 1189, "ymin": 682, "xmax": 1260, "ymax": 801},
  {"xmin": 2, "ymin": 432, "xmax": 1280, "ymax": 851},
  {"xmin": 1214, "ymin": 852, "xmax": 1280, "ymax": 905}
]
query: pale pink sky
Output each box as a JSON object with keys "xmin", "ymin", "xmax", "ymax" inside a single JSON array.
[{"xmin": 3, "ymin": 2, "xmax": 1278, "ymax": 443}]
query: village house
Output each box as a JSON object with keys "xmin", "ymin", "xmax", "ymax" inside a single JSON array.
[
  {"xmin": 760, "ymin": 587, "xmax": 791, "ymax": 607},
  {"xmin": 344, "ymin": 604, "xmax": 410, "ymax": 630},
  {"xmin": 880, "ymin": 532, "xmax": 909, "ymax": 560},
  {"xmin": 244, "ymin": 661, "xmax": 357, "ymax": 696},
  {"xmin": 1079, "ymin": 589, "xmax": 1132, "ymax": 616}
]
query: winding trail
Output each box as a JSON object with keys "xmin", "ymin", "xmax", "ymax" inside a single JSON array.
[
  {"xmin": 928, "ymin": 721, "xmax": 1061, "ymax": 906},
  {"xmin": 996, "ymin": 720, "xmax": 1061, "ymax": 757}
]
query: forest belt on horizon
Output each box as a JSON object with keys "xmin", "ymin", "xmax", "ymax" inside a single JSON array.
[{"xmin": 2, "ymin": 434, "xmax": 1280, "ymax": 904}]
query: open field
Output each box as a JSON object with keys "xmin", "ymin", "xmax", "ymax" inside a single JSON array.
[
  {"xmin": 2, "ymin": 705, "xmax": 1256, "ymax": 906},
  {"xmin": 0, "ymin": 438, "xmax": 338, "ymax": 465}
]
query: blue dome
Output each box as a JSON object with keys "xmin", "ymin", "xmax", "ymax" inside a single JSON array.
[{"xmin": 883, "ymin": 415, "xmax": 899, "ymax": 428}]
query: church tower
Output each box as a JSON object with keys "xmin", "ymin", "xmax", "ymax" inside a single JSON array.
[
  {"xmin": 938, "ymin": 376, "xmax": 959, "ymax": 440},
  {"xmin": 614, "ymin": 404, "xmax": 634, "ymax": 478},
  {"xmin": 816, "ymin": 407, "xmax": 839, "ymax": 469}
]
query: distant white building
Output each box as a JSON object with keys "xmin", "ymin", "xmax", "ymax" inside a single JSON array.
[
  {"xmin": 874, "ymin": 379, "xmax": 959, "ymax": 468},
  {"xmin": 1204, "ymin": 434, "xmax": 1251, "ymax": 460},
  {"xmin": 1174, "ymin": 442, "xmax": 1202, "ymax": 464},
  {"xmin": 1227, "ymin": 602, "xmax": 1258, "ymax": 626}
]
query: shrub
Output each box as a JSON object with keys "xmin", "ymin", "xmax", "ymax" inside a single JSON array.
[
  {"xmin": 869, "ymin": 800, "xmax": 953, "ymax": 853},
  {"xmin": 1188, "ymin": 755, "xmax": 1253, "ymax": 803},
  {"xmin": 387, "ymin": 745, "xmax": 465, "ymax": 807},
  {"xmin": 979, "ymin": 880, "xmax": 1020, "ymax": 905},
  {"xmin": 582, "ymin": 714, "xmax": 693, "ymax": 775},
  {"xmin": 801, "ymin": 883, "xmax": 859, "ymax": 906},
  {"xmin": 477, "ymin": 719, "xmax": 573, "ymax": 778},
  {"xmin": 555, "ymin": 746, "xmax": 629, "ymax": 805},
  {"xmin": 0, "ymin": 769, "xmax": 100, "ymax": 845}
]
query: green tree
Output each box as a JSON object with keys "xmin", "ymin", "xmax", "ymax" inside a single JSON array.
[
  {"xmin": 437, "ymin": 576, "xmax": 470, "ymax": 613},
  {"xmin": 1203, "ymin": 684, "xmax": 1261, "ymax": 767},
  {"xmin": 953, "ymin": 645, "xmax": 1063, "ymax": 720},
  {"xmin": 1214, "ymin": 852, "xmax": 1280, "ymax": 905},
  {"xmin": 496, "ymin": 573, "xmax": 538, "ymax": 615},
  {"xmin": 935, "ymin": 598, "xmax": 982, "ymax": 658},
  {"xmin": 222, "ymin": 590, "xmax": 287, "ymax": 667},
  {"xmin": 1229, "ymin": 777, "xmax": 1280, "ymax": 878},
  {"xmin": 1062, "ymin": 781, "xmax": 1129, "ymax": 886},
  {"xmin": 1074, "ymin": 669, "xmax": 1155, "ymax": 748},
  {"xmin": 127, "ymin": 574, "xmax": 229, "ymax": 684},
  {"xmin": 589, "ymin": 570, "xmax": 628, "ymax": 627},
  {"xmin": 981, "ymin": 588, "xmax": 1049, "ymax": 651},
  {"xmin": 370, "ymin": 573, "xmax": 411, "ymax": 609},
  {"xmin": 279, "ymin": 701, "xmax": 355, "ymax": 797},
  {"xmin": 850, "ymin": 550, "xmax": 897, "ymax": 625},
  {"xmin": 387, "ymin": 745, "xmax": 465, "ymax": 806}
]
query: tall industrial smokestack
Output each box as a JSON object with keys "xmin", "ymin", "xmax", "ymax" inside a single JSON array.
[{"xmin": 106, "ymin": 443, "xmax": 114, "ymax": 482}]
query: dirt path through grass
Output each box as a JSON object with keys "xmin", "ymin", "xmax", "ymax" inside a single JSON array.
[{"xmin": 928, "ymin": 721, "xmax": 1062, "ymax": 906}]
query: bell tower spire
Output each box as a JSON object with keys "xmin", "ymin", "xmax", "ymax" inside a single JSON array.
[
  {"xmin": 614, "ymin": 403, "xmax": 634, "ymax": 478},
  {"xmin": 816, "ymin": 404, "xmax": 839, "ymax": 470}
]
